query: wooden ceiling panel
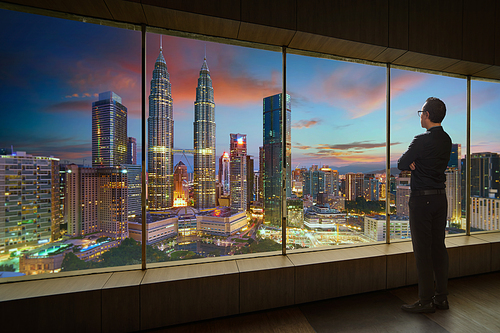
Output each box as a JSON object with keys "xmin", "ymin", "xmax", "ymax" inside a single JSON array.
[
  {"xmin": 142, "ymin": 4, "xmax": 239, "ymax": 39},
  {"xmin": 473, "ymin": 66, "xmax": 500, "ymax": 81},
  {"xmin": 373, "ymin": 48, "xmax": 407, "ymax": 63},
  {"xmin": 393, "ymin": 51, "xmax": 460, "ymax": 72},
  {"xmin": 238, "ymin": 22, "xmax": 295, "ymax": 47},
  {"xmin": 289, "ymin": 31, "xmax": 386, "ymax": 62},
  {"xmin": 105, "ymin": 0, "xmax": 146, "ymax": 24},
  {"xmin": 6, "ymin": 0, "xmax": 114, "ymax": 20},
  {"xmin": 443, "ymin": 61, "xmax": 492, "ymax": 77}
]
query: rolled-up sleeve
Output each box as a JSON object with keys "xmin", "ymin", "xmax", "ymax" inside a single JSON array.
[{"xmin": 398, "ymin": 137, "xmax": 421, "ymax": 171}]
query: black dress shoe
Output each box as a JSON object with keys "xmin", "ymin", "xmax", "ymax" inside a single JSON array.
[
  {"xmin": 401, "ymin": 300, "xmax": 436, "ymax": 313},
  {"xmin": 433, "ymin": 297, "xmax": 450, "ymax": 310}
]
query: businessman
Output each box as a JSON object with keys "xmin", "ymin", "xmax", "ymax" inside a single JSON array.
[{"xmin": 398, "ymin": 97, "xmax": 452, "ymax": 313}]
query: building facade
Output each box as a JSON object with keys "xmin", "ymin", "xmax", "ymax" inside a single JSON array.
[
  {"xmin": 230, "ymin": 134, "xmax": 247, "ymax": 211},
  {"xmin": 193, "ymin": 56, "xmax": 216, "ymax": 209},
  {"xmin": 148, "ymin": 44, "xmax": 174, "ymax": 210},
  {"xmin": 92, "ymin": 91, "xmax": 127, "ymax": 168},
  {"xmin": 263, "ymin": 93, "xmax": 291, "ymax": 226}
]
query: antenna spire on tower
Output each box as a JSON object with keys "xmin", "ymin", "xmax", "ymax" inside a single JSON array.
[
  {"xmin": 204, "ymin": 44, "xmax": 206, "ymax": 60},
  {"xmin": 160, "ymin": 35, "xmax": 163, "ymax": 51}
]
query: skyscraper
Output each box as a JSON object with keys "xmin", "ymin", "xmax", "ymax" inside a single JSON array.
[
  {"xmin": 230, "ymin": 134, "xmax": 247, "ymax": 211},
  {"xmin": 148, "ymin": 42, "xmax": 174, "ymax": 210},
  {"xmin": 263, "ymin": 93, "xmax": 291, "ymax": 226},
  {"xmin": 194, "ymin": 56, "xmax": 216, "ymax": 209},
  {"xmin": 218, "ymin": 152, "xmax": 230, "ymax": 196},
  {"xmin": 127, "ymin": 137, "xmax": 137, "ymax": 165},
  {"xmin": 92, "ymin": 91, "xmax": 127, "ymax": 167},
  {"xmin": 173, "ymin": 161, "xmax": 189, "ymax": 207}
]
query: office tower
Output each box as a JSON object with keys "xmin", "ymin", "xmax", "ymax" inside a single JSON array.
[
  {"xmin": 321, "ymin": 166, "xmax": 337, "ymax": 196},
  {"xmin": 302, "ymin": 169, "xmax": 311, "ymax": 197},
  {"xmin": 65, "ymin": 164, "xmax": 99, "ymax": 236},
  {"xmin": 345, "ymin": 173, "xmax": 364, "ymax": 201},
  {"xmin": 0, "ymin": 152, "xmax": 60, "ymax": 253},
  {"xmin": 445, "ymin": 167, "xmax": 461, "ymax": 224},
  {"xmin": 194, "ymin": 55, "xmax": 216, "ymax": 209},
  {"xmin": 218, "ymin": 152, "xmax": 230, "ymax": 196},
  {"xmin": 127, "ymin": 137, "xmax": 137, "ymax": 165},
  {"xmin": 258, "ymin": 146, "xmax": 264, "ymax": 202},
  {"xmin": 470, "ymin": 152, "xmax": 500, "ymax": 198},
  {"xmin": 448, "ymin": 143, "xmax": 461, "ymax": 168},
  {"xmin": 173, "ymin": 161, "xmax": 189, "ymax": 207},
  {"xmin": 92, "ymin": 91, "xmax": 128, "ymax": 168},
  {"xmin": 230, "ymin": 134, "xmax": 247, "ymax": 211},
  {"xmin": 310, "ymin": 169, "xmax": 325, "ymax": 201},
  {"xmin": 148, "ymin": 43, "xmax": 174, "ymax": 210},
  {"xmin": 122, "ymin": 164, "xmax": 142, "ymax": 217},
  {"xmin": 247, "ymin": 156, "xmax": 254, "ymax": 208},
  {"xmin": 263, "ymin": 93, "xmax": 291, "ymax": 226},
  {"xmin": 471, "ymin": 197, "xmax": 500, "ymax": 230},
  {"xmin": 369, "ymin": 177, "xmax": 381, "ymax": 201},
  {"xmin": 98, "ymin": 168, "xmax": 129, "ymax": 240},
  {"xmin": 396, "ymin": 172, "xmax": 411, "ymax": 217}
]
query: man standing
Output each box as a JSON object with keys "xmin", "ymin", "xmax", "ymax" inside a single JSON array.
[{"xmin": 398, "ymin": 97, "xmax": 452, "ymax": 313}]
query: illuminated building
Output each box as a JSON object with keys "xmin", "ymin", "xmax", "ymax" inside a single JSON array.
[
  {"xmin": 197, "ymin": 208, "xmax": 247, "ymax": 236},
  {"xmin": 304, "ymin": 204, "xmax": 346, "ymax": 230},
  {"xmin": 129, "ymin": 213, "xmax": 177, "ymax": 244},
  {"xmin": 364, "ymin": 215, "xmax": 410, "ymax": 242},
  {"xmin": 263, "ymin": 93, "xmax": 291, "ymax": 226},
  {"xmin": 246, "ymin": 155, "xmax": 254, "ymax": 208},
  {"xmin": 218, "ymin": 152, "xmax": 230, "ymax": 196},
  {"xmin": 471, "ymin": 197, "xmax": 500, "ymax": 231},
  {"xmin": 148, "ymin": 42, "xmax": 174, "ymax": 210},
  {"xmin": 321, "ymin": 166, "xmax": 338, "ymax": 196},
  {"xmin": 92, "ymin": 91, "xmax": 127, "ymax": 168},
  {"xmin": 194, "ymin": 55, "xmax": 216, "ymax": 209},
  {"xmin": 127, "ymin": 137, "xmax": 137, "ymax": 165},
  {"xmin": 258, "ymin": 146, "xmax": 264, "ymax": 202},
  {"xmin": 345, "ymin": 173, "xmax": 364, "ymax": 201},
  {"xmin": 230, "ymin": 133, "xmax": 247, "ymax": 211},
  {"xmin": 122, "ymin": 164, "xmax": 141, "ymax": 218},
  {"xmin": 98, "ymin": 168, "xmax": 129, "ymax": 240},
  {"xmin": 446, "ymin": 167, "xmax": 461, "ymax": 224},
  {"xmin": 173, "ymin": 161, "xmax": 189, "ymax": 207},
  {"xmin": 65, "ymin": 164, "xmax": 99, "ymax": 237},
  {"xmin": 0, "ymin": 152, "xmax": 60, "ymax": 254},
  {"xmin": 396, "ymin": 171, "xmax": 411, "ymax": 217}
]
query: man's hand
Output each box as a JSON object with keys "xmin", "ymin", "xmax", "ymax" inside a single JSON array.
[{"xmin": 410, "ymin": 162, "xmax": 416, "ymax": 170}]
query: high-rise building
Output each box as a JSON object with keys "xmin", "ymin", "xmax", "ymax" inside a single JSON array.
[
  {"xmin": 321, "ymin": 166, "xmax": 338, "ymax": 196},
  {"xmin": 122, "ymin": 164, "xmax": 142, "ymax": 218},
  {"xmin": 445, "ymin": 167, "xmax": 461, "ymax": 225},
  {"xmin": 396, "ymin": 171, "xmax": 411, "ymax": 217},
  {"xmin": 218, "ymin": 152, "xmax": 230, "ymax": 196},
  {"xmin": 194, "ymin": 56, "xmax": 216, "ymax": 209},
  {"xmin": 1, "ymin": 152, "xmax": 60, "ymax": 253},
  {"xmin": 471, "ymin": 197, "xmax": 500, "ymax": 231},
  {"xmin": 470, "ymin": 152, "xmax": 500, "ymax": 198},
  {"xmin": 230, "ymin": 134, "xmax": 247, "ymax": 211},
  {"xmin": 65, "ymin": 164, "xmax": 99, "ymax": 236},
  {"xmin": 127, "ymin": 137, "xmax": 137, "ymax": 165},
  {"xmin": 448, "ymin": 143, "xmax": 461, "ymax": 169},
  {"xmin": 258, "ymin": 146, "xmax": 264, "ymax": 202},
  {"xmin": 345, "ymin": 173, "xmax": 364, "ymax": 201},
  {"xmin": 263, "ymin": 93, "xmax": 291, "ymax": 226},
  {"xmin": 246, "ymin": 156, "xmax": 254, "ymax": 208},
  {"xmin": 98, "ymin": 168, "xmax": 129, "ymax": 240},
  {"xmin": 148, "ymin": 43, "xmax": 174, "ymax": 210},
  {"xmin": 92, "ymin": 91, "xmax": 127, "ymax": 168},
  {"xmin": 173, "ymin": 161, "xmax": 189, "ymax": 207}
]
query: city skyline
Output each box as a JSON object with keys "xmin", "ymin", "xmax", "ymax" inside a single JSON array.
[{"xmin": 1, "ymin": 9, "xmax": 500, "ymax": 175}]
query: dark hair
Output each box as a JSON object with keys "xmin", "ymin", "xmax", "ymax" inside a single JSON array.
[{"xmin": 423, "ymin": 97, "xmax": 446, "ymax": 123}]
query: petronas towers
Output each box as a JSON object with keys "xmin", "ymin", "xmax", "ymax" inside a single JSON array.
[{"xmin": 148, "ymin": 42, "xmax": 216, "ymax": 210}]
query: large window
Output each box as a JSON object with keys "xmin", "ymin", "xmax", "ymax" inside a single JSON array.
[
  {"xmin": 286, "ymin": 54, "xmax": 386, "ymax": 248},
  {"xmin": 390, "ymin": 69, "xmax": 467, "ymax": 238},
  {"xmin": 470, "ymin": 80, "xmax": 500, "ymax": 232},
  {"xmin": 0, "ymin": 9, "xmax": 142, "ymax": 275}
]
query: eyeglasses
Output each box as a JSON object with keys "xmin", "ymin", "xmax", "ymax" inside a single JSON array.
[{"xmin": 417, "ymin": 110, "xmax": 426, "ymax": 117}]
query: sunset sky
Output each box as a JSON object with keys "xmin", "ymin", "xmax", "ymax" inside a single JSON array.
[{"xmin": 1, "ymin": 9, "xmax": 499, "ymax": 174}]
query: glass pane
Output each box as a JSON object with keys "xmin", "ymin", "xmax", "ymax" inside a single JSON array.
[
  {"xmin": 142, "ymin": 33, "xmax": 282, "ymax": 263},
  {"xmin": 470, "ymin": 80, "xmax": 500, "ymax": 232},
  {"xmin": 390, "ymin": 69, "xmax": 467, "ymax": 238},
  {"xmin": 287, "ymin": 53, "xmax": 386, "ymax": 249},
  {"xmin": 0, "ymin": 9, "xmax": 142, "ymax": 278}
]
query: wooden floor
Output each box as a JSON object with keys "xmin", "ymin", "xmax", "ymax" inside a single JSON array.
[{"xmin": 145, "ymin": 272, "xmax": 500, "ymax": 333}]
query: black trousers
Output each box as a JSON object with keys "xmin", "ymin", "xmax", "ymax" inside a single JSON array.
[{"xmin": 408, "ymin": 193, "xmax": 449, "ymax": 302}]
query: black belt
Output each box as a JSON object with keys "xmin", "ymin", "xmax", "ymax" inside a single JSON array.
[{"xmin": 411, "ymin": 189, "xmax": 446, "ymax": 196}]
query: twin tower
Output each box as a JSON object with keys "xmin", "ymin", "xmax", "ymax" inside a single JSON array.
[{"xmin": 148, "ymin": 45, "xmax": 215, "ymax": 210}]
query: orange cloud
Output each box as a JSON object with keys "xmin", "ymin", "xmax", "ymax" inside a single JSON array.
[{"xmin": 292, "ymin": 118, "xmax": 321, "ymax": 129}]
